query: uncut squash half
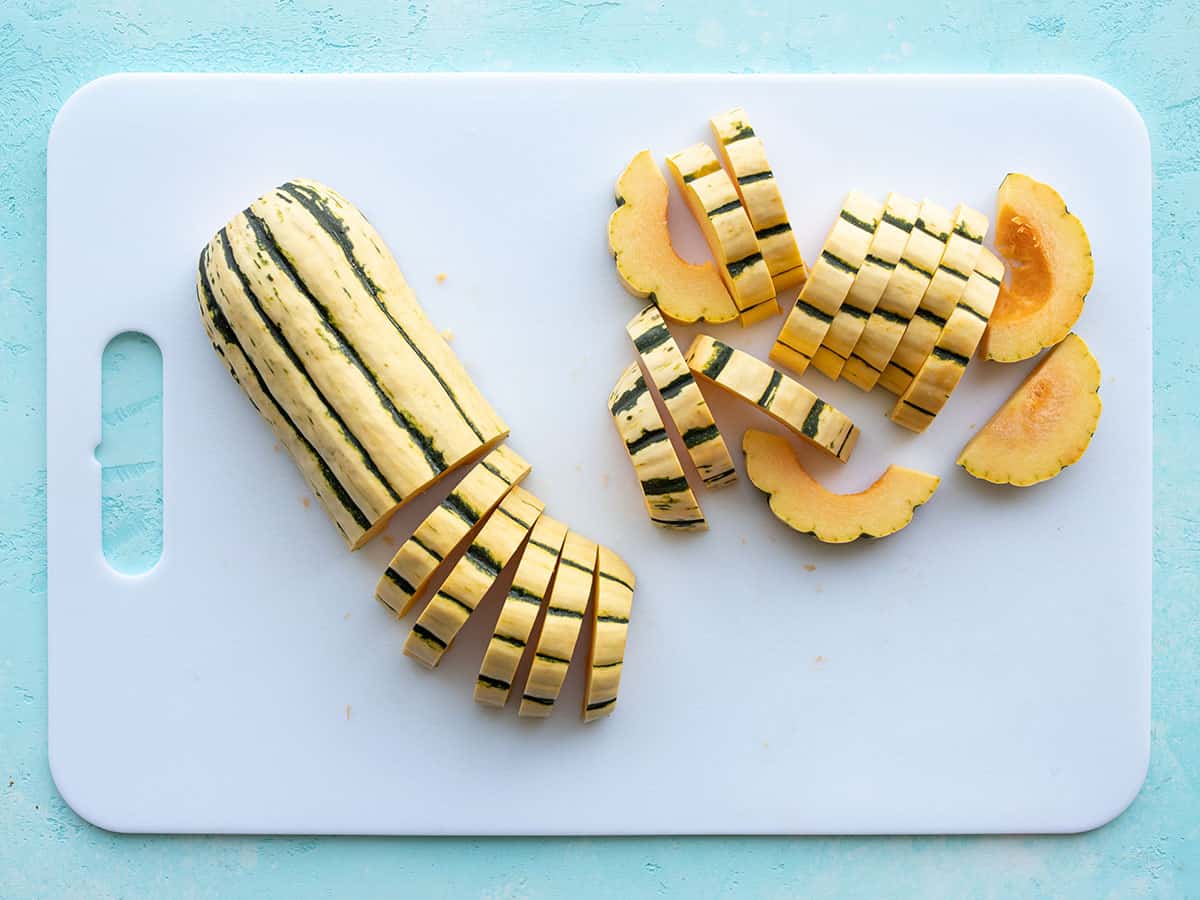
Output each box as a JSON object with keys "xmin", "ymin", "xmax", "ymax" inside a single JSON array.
[
  {"xmin": 198, "ymin": 178, "xmax": 508, "ymax": 549},
  {"xmin": 608, "ymin": 150, "xmax": 739, "ymax": 325},
  {"xmin": 744, "ymin": 429, "xmax": 939, "ymax": 543},
  {"xmin": 959, "ymin": 332, "xmax": 1102, "ymax": 486},
  {"xmin": 982, "ymin": 173, "xmax": 1094, "ymax": 362}
]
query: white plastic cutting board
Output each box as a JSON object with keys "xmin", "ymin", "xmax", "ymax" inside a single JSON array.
[{"xmin": 47, "ymin": 74, "xmax": 1151, "ymax": 835}]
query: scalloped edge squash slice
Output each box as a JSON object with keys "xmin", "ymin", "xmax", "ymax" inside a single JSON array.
[
  {"xmin": 743, "ymin": 429, "xmax": 939, "ymax": 543},
  {"xmin": 982, "ymin": 173, "xmax": 1094, "ymax": 362},
  {"xmin": 958, "ymin": 332, "xmax": 1101, "ymax": 486},
  {"xmin": 608, "ymin": 150, "xmax": 739, "ymax": 325}
]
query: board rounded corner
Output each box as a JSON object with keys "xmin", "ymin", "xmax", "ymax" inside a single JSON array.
[{"xmin": 48, "ymin": 741, "xmax": 136, "ymax": 835}]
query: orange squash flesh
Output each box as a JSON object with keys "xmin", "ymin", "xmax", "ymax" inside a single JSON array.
[
  {"xmin": 983, "ymin": 173, "xmax": 1093, "ymax": 362},
  {"xmin": 959, "ymin": 332, "xmax": 1102, "ymax": 486},
  {"xmin": 743, "ymin": 429, "xmax": 939, "ymax": 543}
]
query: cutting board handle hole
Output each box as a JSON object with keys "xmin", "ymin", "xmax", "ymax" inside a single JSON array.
[{"xmin": 96, "ymin": 331, "xmax": 163, "ymax": 575}]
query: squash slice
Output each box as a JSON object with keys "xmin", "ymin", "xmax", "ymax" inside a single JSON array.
[
  {"xmin": 583, "ymin": 545, "xmax": 635, "ymax": 722},
  {"xmin": 609, "ymin": 361, "xmax": 707, "ymax": 531},
  {"xmin": 744, "ymin": 429, "xmax": 939, "ymax": 543},
  {"xmin": 959, "ymin": 332, "xmax": 1101, "ymax": 486},
  {"xmin": 982, "ymin": 174, "xmax": 1094, "ymax": 362},
  {"xmin": 686, "ymin": 335, "xmax": 859, "ymax": 462},
  {"xmin": 811, "ymin": 192, "xmax": 918, "ymax": 381},
  {"xmin": 709, "ymin": 107, "xmax": 808, "ymax": 292},
  {"xmin": 474, "ymin": 513, "xmax": 569, "ymax": 707},
  {"xmin": 403, "ymin": 487, "xmax": 544, "ymax": 668},
  {"xmin": 519, "ymin": 531, "xmax": 598, "ymax": 718},
  {"xmin": 666, "ymin": 143, "xmax": 779, "ymax": 326},
  {"xmin": 608, "ymin": 150, "xmax": 738, "ymax": 325},
  {"xmin": 890, "ymin": 248, "xmax": 1005, "ymax": 432},
  {"xmin": 376, "ymin": 444, "xmax": 530, "ymax": 617},
  {"xmin": 626, "ymin": 305, "xmax": 736, "ymax": 489},
  {"xmin": 770, "ymin": 191, "xmax": 883, "ymax": 375}
]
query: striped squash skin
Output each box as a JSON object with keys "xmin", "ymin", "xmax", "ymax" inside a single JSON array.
[
  {"xmin": 475, "ymin": 514, "xmax": 569, "ymax": 707},
  {"xmin": 686, "ymin": 335, "xmax": 859, "ymax": 463},
  {"xmin": 879, "ymin": 204, "xmax": 990, "ymax": 395},
  {"xmin": 583, "ymin": 546, "xmax": 635, "ymax": 722},
  {"xmin": 710, "ymin": 108, "xmax": 808, "ymax": 293},
  {"xmin": 626, "ymin": 305, "xmax": 736, "ymax": 490},
  {"xmin": 812, "ymin": 193, "xmax": 919, "ymax": 381},
  {"xmin": 198, "ymin": 266, "xmax": 369, "ymax": 545},
  {"xmin": 376, "ymin": 445, "xmax": 531, "ymax": 617},
  {"xmin": 519, "ymin": 531, "xmax": 598, "ymax": 718},
  {"xmin": 666, "ymin": 143, "xmax": 779, "ymax": 326},
  {"xmin": 609, "ymin": 361, "xmax": 707, "ymax": 531},
  {"xmin": 890, "ymin": 248, "xmax": 1004, "ymax": 432},
  {"xmin": 608, "ymin": 150, "xmax": 739, "ymax": 325},
  {"xmin": 404, "ymin": 486, "xmax": 545, "ymax": 668},
  {"xmin": 198, "ymin": 179, "xmax": 508, "ymax": 549},
  {"xmin": 770, "ymin": 192, "xmax": 883, "ymax": 376},
  {"xmin": 842, "ymin": 199, "xmax": 954, "ymax": 392}
]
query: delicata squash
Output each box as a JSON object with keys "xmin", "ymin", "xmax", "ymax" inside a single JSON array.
[
  {"xmin": 744, "ymin": 429, "xmax": 939, "ymax": 543},
  {"xmin": 608, "ymin": 150, "xmax": 738, "ymax": 325},
  {"xmin": 197, "ymin": 178, "xmax": 508, "ymax": 549},
  {"xmin": 959, "ymin": 332, "xmax": 1102, "ymax": 486},
  {"xmin": 982, "ymin": 174, "xmax": 1094, "ymax": 362}
]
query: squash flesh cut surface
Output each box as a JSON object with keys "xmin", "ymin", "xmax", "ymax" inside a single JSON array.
[
  {"xmin": 959, "ymin": 332, "xmax": 1102, "ymax": 486},
  {"xmin": 744, "ymin": 429, "xmax": 939, "ymax": 543},
  {"xmin": 608, "ymin": 150, "xmax": 738, "ymax": 325},
  {"xmin": 626, "ymin": 304, "xmax": 736, "ymax": 489},
  {"xmin": 982, "ymin": 173, "xmax": 1094, "ymax": 362}
]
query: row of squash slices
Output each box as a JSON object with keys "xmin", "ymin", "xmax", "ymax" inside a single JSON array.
[
  {"xmin": 199, "ymin": 179, "xmax": 634, "ymax": 723},
  {"xmin": 607, "ymin": 108, "xmax": 1103, "ymax": 539}
]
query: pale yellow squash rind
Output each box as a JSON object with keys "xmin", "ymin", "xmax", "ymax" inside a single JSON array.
[{"xmin": 583, "ymin": 546, "xmax": 635, "ymax": 722}]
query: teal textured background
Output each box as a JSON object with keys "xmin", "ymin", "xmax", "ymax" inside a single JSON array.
[{"xmin": 2, "ymin": 0, "xmax": 1197, "ymax": 896}]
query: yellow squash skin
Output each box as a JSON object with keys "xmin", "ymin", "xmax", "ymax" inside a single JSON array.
[
  {"xmin": 198, "ymin": 178, "xmax": 508, "ymax": 550},
  {"xmin": 958, "ymin": 332, "xmax": 1102, "ymax": 486},
  {"xmin": 982, "ymin": 174, "xmax": 1094, "ymax": 362},
  {"xmin": 770, "ymin": 191, "xmax": 883, "ymax": 375},
  {"xmin": 626, "ymin": 304, "xmax": 736, "ymax": 489},
  {"xmin": 375, "ymin": 445, "xmax": 530, "ymax": 617},
  {"xmin": 812, "ymin": 192, "xmax": 918, "ymax": 381},
  {"xmin": 666, "ymin": 143, "xmax": 779, "ymax": 326},
  {"xmin": 841, "ymin": 199, "xmax": 952, "ymax": 392},
  {"xmin": 403, "ymin": 487, "xmax": 545, "ymax": 668},
  {"xmin": 474, "ymin": 514, "xmax": 569, "ymax": 707},
  {"xmin": 583, "ymin": 546, "xmax": 635, "ymax": 722},
  {"xmin": 608, "ymin": 150, "xmax": 738, "ymax": 325},
  {"xmin": 709, "ymin": 107, "xmax": 808, "ymax": 292},
  {"xmin": 890, "ymin": 248, "xmax": 1005, "ymax": 432},
  {"xmin": 686, "ymin": 335, "xmax": 859, "ymax": 463},
  {"xmin": 519, "ymin": 531, "xmax": 598, "ymax": 718},
  {"xmin": 879, "ymin": 203, "xmax": 990, "ymax": 396},
  {"xmin": 609, "ymin": 361, "xmax": 707, "ymax": 531},
  {"xmin": 744, "ymin": 429, "xmax": 940, "ymax": 543}
]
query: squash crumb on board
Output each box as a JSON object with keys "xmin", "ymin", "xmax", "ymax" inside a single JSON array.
[
  {"xmin": 441, "ymin": 328, "xmax": 454, "ymax": 342},
  {"xmin": 815, "ymin": 585, "xmax": 824, "ymax": 593},
  {"xmin": 301, "ymin": 497, "xmax": 310, "ymax": 509},
  {"xmin": 436, "ymin": 272, "xmax": 447, "ymax": 284},
  {"xmin": 601, "ymin": 472, "xmax": 610, "ymax": 488},
  {"xmin": 273, "ymin": 441, "xmax": 282, "ymax": 452},
  {"xmin": 345, "ymin": 704, "xmax": 351, "ymax": 721},
  {"xmin": 815, "ymin": 655, "xmax": 825, "ymax": 664},
  {"xmin": 343, "ymin": 611, "xmax": 351, "ymax": 621},
  {"xmin": 804, "ymin": 563, "xmax": 817, "ymax": 572},
  {"xmin": 381, "ymin": 534, "xmax": 395, "ymax": 546},
  {"xmin": 739, "ymin": 536, "xmax": 747, "ymax": 545}
]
